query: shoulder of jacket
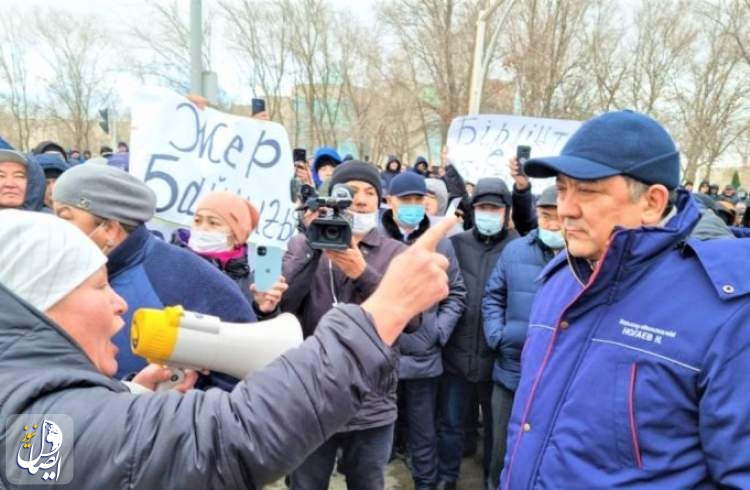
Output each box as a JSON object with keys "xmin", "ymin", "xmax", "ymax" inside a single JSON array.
[{"xmin": 684, "ymin": 237, "xmax": 750, "ymax": 300}]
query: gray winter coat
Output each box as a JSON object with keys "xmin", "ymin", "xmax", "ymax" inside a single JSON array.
[{"xmin": 0, "ymin": 284, "xmax": 397, "ymax": 489}]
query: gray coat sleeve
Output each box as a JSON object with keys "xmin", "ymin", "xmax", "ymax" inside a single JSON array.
[{"xmin": 31, "ymin": 305, "xmax": 396, "ymax": 490}]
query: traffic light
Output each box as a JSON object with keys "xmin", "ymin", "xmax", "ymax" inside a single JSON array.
[{"xmin": 99, "ymin": 109, "xmax": 109, "ymax": 134}]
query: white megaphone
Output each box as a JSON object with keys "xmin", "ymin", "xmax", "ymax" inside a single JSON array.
[{"xmin": 131, "ymin": 306, "xmax": 304, "ymax": 388}]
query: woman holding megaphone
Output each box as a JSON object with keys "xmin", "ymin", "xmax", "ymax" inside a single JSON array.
[{"xmin": 0, "ymin": 209, "xmax": 456, "ymax": 489}]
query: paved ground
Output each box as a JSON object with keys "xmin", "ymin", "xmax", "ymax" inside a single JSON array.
[{"xmin": 266, "ymin": 452, "xmax": 485, "ymax": 489}]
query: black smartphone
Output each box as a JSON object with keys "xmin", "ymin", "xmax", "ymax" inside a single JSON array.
[
  {"xmin": 251, "ymin": 98, "xmax": 266, "ymax": 116},
  {"xmin": 517, "ymin": 145, "xmax": 531, "ymax": 176},
  {"xmin": 293, "ymin": 148, "xmax": 307, "ymax": 163}
]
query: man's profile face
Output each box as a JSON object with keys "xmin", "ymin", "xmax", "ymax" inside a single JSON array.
[
  {"xmin": 53, "ymin": 203, "xmax": 113, "ymax": 252},
  {"xmin": 44, "ymin": 267, "xmax": 127, "ymax": 377},
  {"xmin": 0, "ymin": 161, "xmax": 28, "ymax": 209},
  {"xmin": 556, "ymin": 174, "xmax": 648, "ymax": 261},
  {"xmin": 346, "ymin": 180, "xmax": 379, "ymax": 214}
]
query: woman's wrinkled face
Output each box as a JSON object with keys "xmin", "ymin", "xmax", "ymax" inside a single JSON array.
[{"xmin": 45, "ymin": 267, "xmax": 127, "ymax": 377}]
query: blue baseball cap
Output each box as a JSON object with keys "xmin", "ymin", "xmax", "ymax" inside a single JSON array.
[
  {"xmin": 523, "ymin": 110, "xmax": 681, "ymax": 190},
  {"xmin": 389, "ymin": 172, "xmax": 427, "ymax": 197}
]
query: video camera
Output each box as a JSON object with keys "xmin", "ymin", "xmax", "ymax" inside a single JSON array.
[{"xmin": 298, "ymin": 184, "xmax": 353, "ymax": 251}]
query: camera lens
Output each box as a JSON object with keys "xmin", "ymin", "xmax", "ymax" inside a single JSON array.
[
  {"xmin": 323, "ymin": 226, "xmax": 341, "ymax": 241},
  {"xmin": 257, "ymin": 246, "xmax": 267, "ymax": 256}
]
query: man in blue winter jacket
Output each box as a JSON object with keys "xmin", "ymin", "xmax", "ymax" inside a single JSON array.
[{"xmin": 501, "ymin": 110, "xmax": 750, "ymax": 489}]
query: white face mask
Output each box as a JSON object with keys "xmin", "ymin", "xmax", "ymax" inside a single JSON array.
[
  {"xmin": 348, "ymin": 210, "xmax": 379, "ymax": 235},
  {"xmin": 188, "ymin": 230, "xmax": 231, "ymax": 253}
]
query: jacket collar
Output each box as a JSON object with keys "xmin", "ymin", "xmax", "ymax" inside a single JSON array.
[
  {"xmin": 471, "ymin": 225, "xmax": 509, "ymax": 246},
  {"xmin": 107, "ymin": 225, "xmax": 152, "ymax": 280},
  {"xmin": 380, "ymin": 209, "xmax": 430, "ymax": 244}
]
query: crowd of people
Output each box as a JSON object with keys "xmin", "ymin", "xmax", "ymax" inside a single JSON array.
[{"xmin": 1, "ymin": 107, "xmax": 748, "ymax": 490}]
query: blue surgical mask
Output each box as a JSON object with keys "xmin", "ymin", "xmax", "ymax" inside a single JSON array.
[
  {"xmin": 396, "ymin": 204, "xmax": 425, "ymax": 228},
  {"xmin": 538, "ymin": 228, "xmax": 565, "ymax": 249},
  {"xmin": 474, "ymin": 211, "xmax": 504, "ymax": 236}
]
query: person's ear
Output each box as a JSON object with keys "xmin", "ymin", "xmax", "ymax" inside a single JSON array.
[{"xmin": 641, "ymin": 185, "xmax": 670, "ymax": 225}]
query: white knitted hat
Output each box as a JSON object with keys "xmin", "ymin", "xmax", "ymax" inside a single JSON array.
[{"xmin": 0, "ymin": 210, "xmax": 107, "ymax": 311}]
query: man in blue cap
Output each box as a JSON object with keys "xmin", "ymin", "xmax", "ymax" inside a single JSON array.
[
  {"xmin": 500, "ymin": 110, "xmax": 750, "ymax": 488},
  {"xmin": 380, "ymin": 171, "xmax": 467, "ymax": 490}
]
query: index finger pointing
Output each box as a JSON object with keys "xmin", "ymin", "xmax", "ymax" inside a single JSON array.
[{"xmin": 413, "ymin": 215, "xmax": 460, "ymax": 251}]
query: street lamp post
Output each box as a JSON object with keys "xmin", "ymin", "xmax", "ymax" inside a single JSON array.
[
  {"xmin": 467, "ymin": 0, "xmax": 517, "ymax": 115},
  {"xmin": 190, "ymin": 0, "xmax": 203, "ymax": 96}
]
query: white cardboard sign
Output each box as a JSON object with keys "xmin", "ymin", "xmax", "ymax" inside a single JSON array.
[
  {"xmin": 129, "ymin": 87, "xmax": 296, "ymax": 247},
  {"xmin": 446, "ymin": 114, "xmax": 582, "ymax": 191}
]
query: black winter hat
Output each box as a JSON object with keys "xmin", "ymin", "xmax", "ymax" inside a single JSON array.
[
  {"xmin": 330, "ymin": 160, "xmax": 383, "ymax": 201},
  {"xmin": 471, "ymin": 177, "xmax": 511, "ymax": 207}
]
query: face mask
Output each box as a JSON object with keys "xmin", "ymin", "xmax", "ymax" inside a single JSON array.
[
  {"xmin": 188, "ymin": 230, "xmax": 231, "ymax": 253},
  {"xmin": 348, "ymin": 210, "xmax": 379, "ymax": 235},
  {"xmin": 396, "ymin": 204, "xmax": 425, "ymax": 228},
  {"xmin": 538, "ymin": 228, "xmax": 565, "ymax": 249},
  {"xmin": 474, "ymin": 211, "xmax": 504, "ymax": 236}
]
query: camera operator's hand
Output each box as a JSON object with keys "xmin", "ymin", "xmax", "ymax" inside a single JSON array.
[
  {"xmin": 301, "ymin": 208, "xmax": 323, "ymax": 229},
  {"xmin": 509, "ymin": 156, "xmax": 530, "ymax": 191},
  {"xmin": 250, "ymin": 276, "xmax": 289, "ymax": 313},
  {"xmin": 362, "ymin": 215, "xmax": 458, "ymax": 345},
  {"xmin": 325, "ymin": 247, "xmax": 367, "ymax": 279}
]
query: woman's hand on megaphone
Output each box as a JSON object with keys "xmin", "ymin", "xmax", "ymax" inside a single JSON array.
[
  {"xmin": 131, "ymin": 364, "xmax": 200, "ymax": 393},
  {"xmin": 362, "ymin": 215, "xmax": 459, "ymax": 346},
  {"xmin": 251, "ymin": 276, "xmax": 289, "ymax": 314}
]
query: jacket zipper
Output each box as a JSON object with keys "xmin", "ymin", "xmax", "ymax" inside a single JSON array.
[
  {"xmin": 503, "ymin": 237, "xmax": 614, "ymax": 489},
  {"xmin": 628, "ymin": 362, "xmax": 643, "ymax": 469}
]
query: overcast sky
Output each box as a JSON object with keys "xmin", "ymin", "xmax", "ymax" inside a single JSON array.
[{"xmin": 3, "ymin": 0, "xmax": 377, "ymax": 108}]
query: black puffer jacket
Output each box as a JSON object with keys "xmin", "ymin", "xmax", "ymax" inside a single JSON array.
[{"xmin": 446, "ymin": 226, "xmax": 518, "ymax": 382}]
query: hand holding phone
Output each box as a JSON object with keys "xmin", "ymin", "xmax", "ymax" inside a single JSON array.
[
  {"xmin": 253, "ymin": 244, "xmax": 283, "ymax": 292},
  {"xmin": 516, "ymin": 145, "xmax": 531, "ymax": 177}
]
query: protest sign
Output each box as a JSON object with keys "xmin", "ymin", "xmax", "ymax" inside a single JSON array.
[
  {"xmin": 130, "ymin": 87, "xmax": 296, "ymax": 248},
  {"xmin": 446, "ymin": 114, "xmax": 581, "ymax": 191}
]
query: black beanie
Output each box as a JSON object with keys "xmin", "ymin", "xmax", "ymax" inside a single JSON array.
[{"xmin": 329, "ymin": 160, "xmax": 382, "ymax": 201}]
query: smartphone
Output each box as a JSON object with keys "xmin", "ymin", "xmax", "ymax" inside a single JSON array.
[
  {"xmin": 293, "ymin": 148, "xmax": 307, "ymax": 163},
  {"xmin": 516, "ymin": 145, "xmax": 531, "ymax": 177},
  {"xmin": 251, "ymin": 98, "xmax": 266, "ymax": 116},
  {"xmin": 253, "ymin": 244, "xmax": 282, "ymax": 292}
]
